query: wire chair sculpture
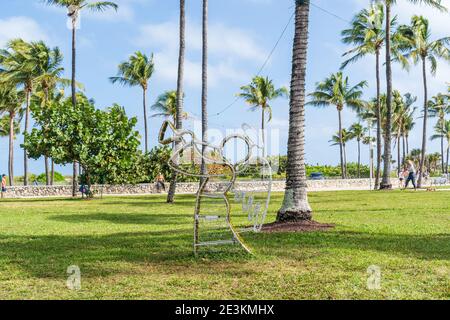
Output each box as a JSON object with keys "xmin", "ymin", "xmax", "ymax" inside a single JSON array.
[{"xmin": 159, "ymin": 121, "xmax": 272, "ymax": 255}]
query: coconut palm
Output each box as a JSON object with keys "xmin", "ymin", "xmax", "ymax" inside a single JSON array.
[
  {"xmin": 428, "ymin": 93, "xmax": 450, "ymax": 172},
  {"xmin": 373, "ymin": 0, "xmax": 446, "ymax": 190},
  {"xmin": 44, "ymin": 0, "xmax": 118, "ymax": 196},
  {"xmin": 167, "ymin": 0, "xmax": 186, "ymax": 204},
  {"xmin": 0, "ymin": 39, "xmax": 44, "ymax": 186},
  {"xmin": 31, "ymin": 41, "xmax": 67, "ymax": 185},
  {"xmin": 110, "ymin": 52, "xmax": 154, "ymax": 153},
  {"xmin": 201, "ymin": 0, "xmax": 209, "ymax": 180},
  {"xmin": 349, "ymin": 123, "xmax": 367, "ymax": 178},
  {"xmin": 330, "ymin": 129, "xmax": 352, "ymax": 176},
  {"xmin": 431, "ymin": 120, "xmax": 450, "ymax": 174},
  {"xmin": 277, "ymin": 0, "xmax": 312, "ymax": 222},
  {"xmin": 307, "ymin": 72, "xmax": 367, "ymax": 179},
  {"xmin": 0, "ymin": 84, "xmax": 24, "ymax": 186},
  {"xmin": 238, "ymin": 76, "xmax": 288, "ymax": 157},
  {"xmin": 396, "ymin": 15, "xmax": 450, "ymax": 186},
  {"xmin": 341, "ymin": 3, "xmax": 387, "ymax": 187},
  {"xmin": 151, "ymin": 90, "xmax": 188, "ymax": 124}
]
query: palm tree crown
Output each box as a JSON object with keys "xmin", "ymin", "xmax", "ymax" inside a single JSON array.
[
  {"xmin": 110, "ymin": 52, "xmax": 154, "ymax": 91},
  {"xmin": 307, "ymin": 72, "xmax": 367, "ymax": 112}
]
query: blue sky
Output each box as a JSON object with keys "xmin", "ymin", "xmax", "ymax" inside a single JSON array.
[{"xmin": 1, "ymin": 0, "xmax": 449, "ymax": 175}]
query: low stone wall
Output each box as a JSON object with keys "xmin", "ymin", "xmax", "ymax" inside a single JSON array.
[{"xmin": 0, "ymin": 178, "xmax": 413, "ymax": 199}]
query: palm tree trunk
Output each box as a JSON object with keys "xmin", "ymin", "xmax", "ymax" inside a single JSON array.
[
  {"xmin": 418, "ymin": 57, "xmax": 428, "ymax": 188},
  {"xmin": 357, "ymin": 139, "xmax": 361, "ymax": 178},
  {"xmin": 441, "ymin": 118, "xmax": 445, "ymax": 173},
  {"xmin": 446, "ymin": 144, "xmax": 449, "ymax": 175},
  {"xmin": 71, "ymin": 20, "xmax": 78, "ymax": 197},
  {"xmin": 277, "ymin": 0, "xmax": 312, "ymax": 222},
  {"xmin": 200, "ymin": 0, "xmax": 208, "ymax": 182},
  {"xmin": 375, "ymin": 49, "xmax": 382, "ymax": 189},
  {"xmin": 8, "ymin": 111, "xmax": 15, "ymax": 186},
  {"xmin": 338, "ymin": 109, "xmax": 345, "ymax": 179},
  {"xmin": 402, "ymin": 134, "xmax": 406, "ymax": 165},
  {"xmin": 262, "ymin": 107, "xmax": 266, "ymax": 158},
  {"xmin": 143, "ymin": 87, "xmax": 149, "ymax": 153},
  {"xmin": 406, "ymin": 135, "xmax": 409, "ymax": 155},
  {"xmin": 397, "ymin": 134, "xmax": 401, "ymax": 177},
  {"xmin": 24, "ymin": 88, "xmax": 31, "ymax": 186},
  {"xmin": 167, "ymin": 0, "xmax": 185, "ymax": 204},
  {"xmin": 381, "ymin": 2, "xmax": 392, "ymax": 189},
  {"xmin": 343, "ymin": 144, "xmax": 348, "ymax": 177}
]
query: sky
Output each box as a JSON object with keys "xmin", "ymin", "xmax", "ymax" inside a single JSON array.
[{"xmin": 0, "ymin": 0, "xmax": 449, "ymax": 176}]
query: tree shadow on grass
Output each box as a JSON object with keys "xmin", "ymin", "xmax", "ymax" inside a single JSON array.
[
  {"xmin": 249, "ymin": 230, "xmax": 450, "ymax": 262},
  {"xmin": 48, "ymin": 213, "xmax": 191, "ymax": 226}
]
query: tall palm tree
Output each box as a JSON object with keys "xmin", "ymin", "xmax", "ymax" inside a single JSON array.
[
  {"xmin": 277, "ymin": 0, "xmax": 312, "ymax": 222},
  {"xmin": 238, "ymin": 76, "xmax": 288, "ymax": 158},
  {"xmin": 307, "ymin": 72, "xmax": 367, "ymax": 179},
  {"xmin": 0, "ymin": 84, "xmax": 24, "ymax": 186},
  {"xmin": 44, "ymin": 0, "xmax": 118, "ymax": 196},
  {"xmin": 349, "ymin": 123, "xmax": 367, "ymax": 178},
  {"xmin": 0, "ymin": 39, "xmax": 42, "ymax": 186},
  {"xmin": 31, "ymin": 41, "xmax": 67, "ymax": 185},
  {"xmin": 330, "ymin": 129, "xmax": 352, "ymax": 176},
  {"xmin": 201, "ymin": 0, "xmax": 209, "ymax": 180},
  {"xmin": 167, "ymin": 0, "xmax": 186, "ymax": 204},
  {"xmin": 341, "ymin": 3, "xmax": 387, "ymax": 187},
  {"xmin": 110, "ymin": 52, "xmax": 154, "ymax": 153},
  {"xmin": 428, "ymin": 93, "xmax": 449, "ymax": 172},
  {"xmin": 431, "ymin": 120, "xmax": 450, "ymax": 174},
  {"xmin": 374, "ymin": 0, "xmax": 446, "ymax": 189},
  {"xmin": 396, "ymin": 15, "xmax": 450, "ymax": 186}
]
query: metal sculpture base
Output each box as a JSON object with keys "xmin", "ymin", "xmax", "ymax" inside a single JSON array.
[{"xmin": 159, "ymin": 121, "xmax": 272, "ymax": 255}]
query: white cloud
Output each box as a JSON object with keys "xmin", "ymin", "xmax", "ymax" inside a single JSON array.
[
  {"xmin": 0, "ymin": 16, "xmax": 48, "ymax": 47},
  {"xmin": 134, "ymin": 19, "xmax": 266, "ymax": 88}
]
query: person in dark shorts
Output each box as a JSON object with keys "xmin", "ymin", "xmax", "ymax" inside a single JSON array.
[{"xmin": 155, "ymin": 173, "xmax": 166, "ymax": 193}]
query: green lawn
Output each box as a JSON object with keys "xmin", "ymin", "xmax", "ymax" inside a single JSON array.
[{"xmin": 0, "ymin": 190, "xmax": 449, "ymax": 300}]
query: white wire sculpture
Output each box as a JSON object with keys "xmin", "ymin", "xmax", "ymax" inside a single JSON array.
[{"xmin": 159, "ymin": 121, "xmax": 272, "ymax": 255}]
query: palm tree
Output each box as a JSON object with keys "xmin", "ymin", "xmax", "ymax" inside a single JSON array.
[
  {"xmin": 238, "ymin": 76, "xmax": 288, "ymax": 158},
  {"xmin": 307, "ymin": 72, "xmax": 367, "ymax": 179},
  {"xmin": 349, "ymin": 123, "xmax": 367, "ymax": 178},
  {"xmin": 0, "ymin": 39, "xmax": 43, "ymax": 186},
  {"xmin": 110, "ymin": 52, "xmax": 154, "ymax": 153},
  {"xmin": 341, "ymin": 3, "xmax": 387, "ymax": 187},
  {"xmin": 0, "ymin": 84, "xmax": 24, "ymax": 186},
  {"xmin": 44, "ymin": 0, "xmax": 118, "ymax": 196},
  {"xmin": 152, "ymin": 91, "xmax": 178, "ymax": 122},
  {"xmin": 396, "ymin": 15, "xmax": 450, "ymax": 186},
  {"xmin": 373, "ymin": 0, "xmax": 446, "ymax": 190},
  {"xmin": 431, "ymin": 120, "xmax": 450, "ymax": 174},
  {"xmin": 277, "ymin": 0, "xmax": 312, "ymax": 222},
  {"xmin": 201, "ymin": 0, "xmax": 209, "ymax": 180},
  {"xmin": 31, "ymin": 41, "xmax": 67, "ymax": 185},
  {"xmin": 330, "ymin": 129, "xmax": 352, "ymax": 176},
  {"xmin": 167, "ymin": 0, "xmax": 186, "ymax": 204},
  {"xmin": 428, "ymin": 93, "xmax": 449, "ymax": 172}
]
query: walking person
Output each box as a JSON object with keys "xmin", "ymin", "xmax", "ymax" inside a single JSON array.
[
  {"xmin": 155, "ymin": 173, "xmax": 166, "ymax": 193},
  {"xmin": 404, "ymin": 160, "xmax": 417, "ymax": 190},
  {"xmin": 1, "ymin": 174, "xmax": 7, "ymax": 199}
]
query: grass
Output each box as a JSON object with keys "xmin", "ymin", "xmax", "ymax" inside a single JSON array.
[{"xmin": 0, "ymin": 190, "xmax": 449, "ymax": 300}]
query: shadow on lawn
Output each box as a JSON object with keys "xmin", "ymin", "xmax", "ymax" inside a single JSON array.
[
  {"xmin": 250, "ymin": 230, "xmax": 450, "ymax": 262},
  {"xmin": 0, "ymin": 227, "xmax": 448, "ymax": 280},
  {"xmin": 48, "ymin": 213, "xmax": 191, "ymax": 226}
]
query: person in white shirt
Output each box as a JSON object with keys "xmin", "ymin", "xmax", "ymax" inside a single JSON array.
[{"xmin": 404, "ymin": 160, "xmax": 417, "ymax": 190}]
